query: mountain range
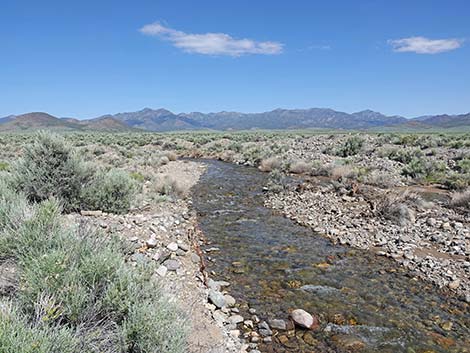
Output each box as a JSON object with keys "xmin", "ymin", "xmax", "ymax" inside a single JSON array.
[{"xmin": 1, "ymin": 108, "xmax": 469, "ymax": 132}]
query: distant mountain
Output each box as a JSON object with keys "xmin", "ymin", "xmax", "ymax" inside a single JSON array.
[
  {"xmin": 98, "ymin": 107, "xmax": 408, "ymax": 131},
  {"xmin": 97, "ymin": 108, "xmax": 203, "ymax": 132},
  {"xmin": 1, "ymin": 108, "xmax": 469, "ymax": 132},
  {"xmin": 0, "ymin": 112, "xmax": 133, "ymax": 132},
  {"xmin": 412, "ymin": 113, "xmax": 470, "ymax": 128}
]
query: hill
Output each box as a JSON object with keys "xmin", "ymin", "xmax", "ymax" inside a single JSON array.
[{"xmin": 0, "ymin": 112, "xmax": 135, "ymax": 132}]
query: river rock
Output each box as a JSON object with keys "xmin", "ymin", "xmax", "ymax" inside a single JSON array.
[
  {"xmin": 224, "ymin": 294, "xmax": 236, "ymax": 307},
  {"xmin": 167, "ymin": 242, "xmax": 178, "ymax": 251},
  {"xmin": 268, "ymin": 319, "xmax": 287, "ymax": 330},
  {"xmin": 449, "ymin": 279, "xmax": 460, "ymax": 289},
  {"xmin": 229, "ymin": 315, "xmax": 244, "ymax": 325},
  {"xmin": 209, "ymin": 289, "xmax": 226, "ymax": 308},
  {"xmin": 146, "ymin": 237, "xmax": 158, "ymax": 248},
  {"xmin": 163, "ymin": 259, "xmax": 180, "ymax": 271},
  {"xmin": 178, "ymin": 242, "xmax": 190, "ymax": 252},
  {"xmin": 290, "ymin": 309, "xmax": 318, "ymax": 329}
]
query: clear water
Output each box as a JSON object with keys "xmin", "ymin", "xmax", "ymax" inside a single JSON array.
[{"xmin": 192, "ymin": 160, "xmax": 470, "ymax": 353}]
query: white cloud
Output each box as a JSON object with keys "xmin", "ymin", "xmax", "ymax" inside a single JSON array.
[
  {"xmin": 388, "ymin": 36, "xmax": 463, "ymax": 54},
  {"xmin": 140, "ymin": 22, "xmax": 283, "ymax": 56}
]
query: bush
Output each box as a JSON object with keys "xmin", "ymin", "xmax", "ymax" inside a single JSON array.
[
  {"xmin": 289, "ymin": 160, "xmax": 311, "ymax": 174},
  {"xmin": 11, "ymin": 132, "xmax": 94, "ymax": 212},
  {"xmin": 450, "ymin": 189, "xmax": 470, "ymax": 210},
  {"xmin": 376, "ymin": 191, "xmax": 420, "ymax": 226},
  {"xmin": 0, "ymin": 161, "xmax": 9, "ymax": 171},
  {"xmin": 265, "ymin": 169, "xmax": 285, "ymax": 193},
  {"xmin": 154, "ymin": 174, "xmax": 188, "ymax": 198},
  {"xmin": 0, "ymin": 192, "xmax": 187, "ymax": 353},
  {"xmin": 402, "ymin": 158, "xmax": 446, "ymax": 181},
  {"xmin": 259, "ymin": 157, "xmax": 281, "ymax": 172},
  {"xmin": 336, "ymin": 136, "xmax": 364, "ymax": 157},
  {"xmin": 81, "ymin": 169, "xmax": 138, "ymax": 214},
  {"xmin": 11, "ymin": 132, "xmax": 137, "ymax": 214}
]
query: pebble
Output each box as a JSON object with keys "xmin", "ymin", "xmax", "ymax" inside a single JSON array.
[
  {"xmin": 163, "ymin": 259, "xmax": 180, "ymax": 271},
  {"xmin": 155, "ymin": 265, "xmax": 167, "ymax": 277},
  {"xmin": 268, "ymin": 319, "xmax": 287, "ymax": 330},
  {"xmin": 146, "ymin": 237, "xmax": 158, "ymax": 248},
  {"xmin": 167, "ymin": 242, "xmax": 178, "ymax": 251}
]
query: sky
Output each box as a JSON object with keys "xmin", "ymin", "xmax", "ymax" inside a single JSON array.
[{"xmin": 0, "ymin": 0, "xmax": 469, "ymax": 118}]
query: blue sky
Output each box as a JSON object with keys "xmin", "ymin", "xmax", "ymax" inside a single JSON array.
[{"xmin": 1, "ymin": 0, "xmax": 468, "ymax": 118}]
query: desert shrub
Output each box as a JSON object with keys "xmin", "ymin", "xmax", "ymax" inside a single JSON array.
[
  {"xmin": 0, "ymin": 195, "xmax": 187, "ymax": 353},
  {"xmin": 154, "ymin": 174, "xmax": 187, "ymax": 198},
  {"xmin": 0, "ymin": 303, "xmax": 80, "ymax": 353},
  {"xmin": 439, "ymin": 173, "xmax": 470, "ymax": 191},
  {"xmin": 364, "ymin": 170, "xmax": 395, "ymax": 188},
  {"xmin": 259, "ymin": 157, "xmax": 281, "ymax": 172},
  {"xmin": 289, "ymin": 160, "xmax": 311, "ymax": 174},
  {"xmin": 331, "ymin": 165, "xmax": 357, "ymax": 180},
  {"xmin": 11, "ymin": 132, "xmax": 138, "ymax": 214},
  {"xmin": 402, "ymin": 158, "xmax": 446, "ymax": 181},
  {"xmin": 375, "ymin": 191, "xmax": 422, "ymax": 226},
  {"xmin": 450, "ymin": 189, "xmax": 470, "ymax": 210},
  {"xmin": 265, "ymin": 169, "xmax": 285, "ymax": 193},
  {"xmin": 310, "ymin": 161, "xmax": 334, "ymax": 177},
  {"xmin": 380, "ymin": 147, "xmax": 422, "ymax": 164},
  {"xmin": 457, "ymin": 158, "xmax": 470, "ymax": 174},
  {"xmin": 164, "ymin": 151, "xmax": 178, "ymax": 161},
  {"xmin": 81, "ymin": 169, "xmax": 138, "ymax": 214},
  {"xmin": 130, "ymin": 171, "xmax": 145, "ymax": 183},
  {"xmin": 336, "ymin": 136, "xmax": 364, "ymax": 157},
  {"xmin": 11, "ymin": 132, "xmax": 94, "ymax": 212},
  {"xmin": 0, "ymin": 161, "xmax": 9, "ymax": 171}
]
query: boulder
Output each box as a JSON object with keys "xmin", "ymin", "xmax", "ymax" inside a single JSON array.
[{"xmin": 290, "ymin": 309, "xmax": 319, "ymax": 329}]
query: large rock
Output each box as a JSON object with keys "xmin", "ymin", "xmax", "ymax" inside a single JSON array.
[
  {"xmin": 208, "ymin": 289, "xmax": 226, "ymax": 308},
  {"xmin": 290, "ymin": 309, "xmax": 318, "ymax": 329}
]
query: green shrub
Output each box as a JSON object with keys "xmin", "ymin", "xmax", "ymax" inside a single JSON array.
[
  {"xmin": 11, "ymin": 132, "xmax": 94, "ymax": 212},
  {"xmin": 402, "ymin": 158, "xmax": 446, "ymax": 181},
  {"xmin": 0, "ymin": 194, "xmax": 187, "ymax": 353},
  {"xmin": 0, "ymin": 303, "xmax": 79, "ymax": 353},
  {"xmin": 11, "ymin": 132, "xmax": 137, "ymax": 214},
  {"xmin": 81, "ymin": 169, "xmax": 138, "ymax": 214},
  {"xmin": 457, "ymin": 158, "xmax": 470, "ymax": 174},
  {"xmin": 336, "ymin": 136, "xmax": 364, "ymax": 157},
  {"xmin": 0, "ymin": 161, "xmax": 9, "ymax": 171}
]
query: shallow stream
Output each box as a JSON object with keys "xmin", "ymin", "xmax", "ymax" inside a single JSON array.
[{"xmin": 192, "ymin": 160, "xmax": 470, "ymax": 353}]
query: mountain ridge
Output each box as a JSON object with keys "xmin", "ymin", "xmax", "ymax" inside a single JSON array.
[{"xmin": 1, "ymin": 108, "xmax": 469, "ymax": 132}]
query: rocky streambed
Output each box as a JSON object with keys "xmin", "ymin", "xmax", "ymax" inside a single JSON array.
[{"xmin": 192, "ymin": 160, "xmax": 470, "ymax": 353}]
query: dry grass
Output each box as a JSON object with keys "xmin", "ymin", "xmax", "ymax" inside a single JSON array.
[
  {"xmin": 450, "ymin": 189, "xmax": 470, "ymax": 209},
  {"xmin": 331, "ymin": 165, "xmax": 356, "ymax": 180},
  {"xmin": 289, "ymin": 160, "xmax": 311, "ymax": 174},
  {"xmin": 153, "ymin": 174, "xmax": 188, "ymax": 198},
  {"xmin": 375, "ymin": 190, "xmax": 427, "ymax": 226}
]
